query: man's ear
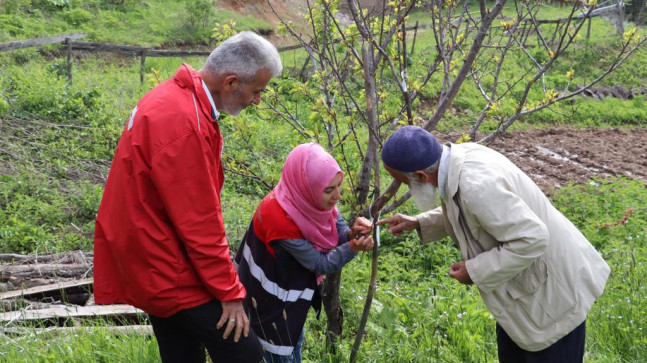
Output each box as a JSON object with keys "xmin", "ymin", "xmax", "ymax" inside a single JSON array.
[
  {"xmin": 222, "ymin": 74, "xmax": 239, "ymax": 91},
  {"xmin": 413, "ymin": 170, "xmax": 429, "ymax": 183}
]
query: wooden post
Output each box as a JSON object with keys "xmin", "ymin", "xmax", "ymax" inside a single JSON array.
[
  {"xmin": 401, "ymin": 22, "xmax": 413, "ymax": 124},
  {"xmin": 140, "ymin": 50, "xmax": 146, "ymax": 85},
  {"xmin": 520, "ymin": 22, "xmax": 528, "ymax": 47},
  {"xmin": 616, "ymin": 0, "xmax": 625, "ymax": 35},
  {"xmin": 409, "ymin": 21, "xmax": 419, "ymax": 56},
  {"xmin": 298, "ymin": 56, "xmax": 311, "ymax": 81},
  {"xmin": 66, "ymin": 38, "xmax": 72, "ymax": 83}
]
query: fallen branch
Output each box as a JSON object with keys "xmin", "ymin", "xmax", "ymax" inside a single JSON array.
[
  {"xmin": 0, "ymin": 304, "xmax": 144, "ymax": 324},
  {"xmin": 596, "ymin": 208, "xmax": 634, "ymax": 229},
  {"xmin": 0, "ymin": 263, "xmax": 91, "ymax": 279},
  {"xmin": 0, "ymin": 278, "xmax": 93, "ymax": 301},
  {"xmin": 0, "ymin": 299, "xmax": 64, "ymax": 312},
  {"xmin": 0, "ymin": 251, "xmax": 93, "ymax": 264}
]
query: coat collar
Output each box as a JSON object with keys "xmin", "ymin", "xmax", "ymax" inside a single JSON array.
[
  {"xmin": 174, "ymin": 63, "xmax": 216, "ymax": 123},
  {"xmin": 437, "ymin": 144, "xmax": 451, "ymax": 200},
  {"xmin": 441, "ymin": 143, "xmax": 466, "ymax": 200},
  {"xmin": 201, "ymin": 80, "xmax": 219, "ymax": 120}
]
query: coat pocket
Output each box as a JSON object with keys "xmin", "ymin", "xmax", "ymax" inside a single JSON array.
[
  {"xmin": 506, "ymin": 257, "xmax": 548, "ymax": 300},
  {"xmin": 504, "ymin": 257, "xmax": 577, "ymax": 329}
]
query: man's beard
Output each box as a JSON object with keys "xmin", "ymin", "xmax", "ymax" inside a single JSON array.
[
  {"xmin": 221, "ymin": 89, "xmax": 245, "ymax": 116},
  {"xmin": 409, "ymin": 179, "xmax": 438, "ymax": 212}
]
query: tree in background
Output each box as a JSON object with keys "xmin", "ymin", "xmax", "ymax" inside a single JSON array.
[
  {"xmin": 627, "ymin": 0, "xmax": 646, "ymax": 25},
  {"xmin": 257, "ymin": 0, "xmax": 647, "ymax": 359}
]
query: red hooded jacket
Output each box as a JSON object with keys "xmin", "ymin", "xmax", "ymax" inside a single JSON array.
[{"xmin": 93, "ymin": 64, "xmax": 246, "ymax": 317}]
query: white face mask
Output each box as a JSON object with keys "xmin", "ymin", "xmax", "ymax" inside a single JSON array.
[{"xmin": 409, "ymin": 178, "xmax": 438, "ymax": 212}]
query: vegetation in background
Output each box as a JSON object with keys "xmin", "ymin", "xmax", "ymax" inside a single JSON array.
[{"xmin": 0, "ymin": 0, "xmax": 271, "ymax": 45}]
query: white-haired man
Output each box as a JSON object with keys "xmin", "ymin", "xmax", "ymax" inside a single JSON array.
[
  {"xmin": 377, "ymin": 126, "xmax": 610, "ymax": 362},
  {"xmin": 93, "ymin": 32, "xmax": 282, "ymax": 363}
]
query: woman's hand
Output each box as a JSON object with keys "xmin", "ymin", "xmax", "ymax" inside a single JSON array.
[
  {"xmin": 349, "ymin": 234, "xmax": 374, "ymax": 253},
  {"xmin": 350, "ymin": 216, "xmax": 372, "ymax": 239}
]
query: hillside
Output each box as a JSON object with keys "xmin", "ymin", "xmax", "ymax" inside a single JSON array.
[{"xmin": 218, "ymin": 0, "xmax": 389, "ymax": 44}]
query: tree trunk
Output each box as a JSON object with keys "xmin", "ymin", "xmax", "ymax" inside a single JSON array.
[{"xmin": 321, "ymin": 271, "xmax": 343, "ymax": 352}]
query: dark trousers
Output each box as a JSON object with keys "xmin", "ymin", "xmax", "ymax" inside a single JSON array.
[
  {"xmin": 497, "ymin": 321, "xmax": 586, "ymax": 363},
  {"xmin": 149, "ymin": 300, "xmax": 263, "ymax": 363}
]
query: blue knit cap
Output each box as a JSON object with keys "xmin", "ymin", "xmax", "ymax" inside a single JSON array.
[{"xmin": 382, "ymin": 126, "xmax": 442, "ymax": 172}]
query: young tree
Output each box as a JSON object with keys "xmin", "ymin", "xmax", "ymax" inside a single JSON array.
[{"xmin": 262, "ymin": 0, "xmax": 646, "ymax": 358}]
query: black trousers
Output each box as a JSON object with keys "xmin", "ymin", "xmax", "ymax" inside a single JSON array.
[
  {"xmin": 149, "ymin": 300, "xmax": 263, "ymax": 363},
  {"xmin": 497, "ymin": 321, "xmax": 586, "ymax": 363}
]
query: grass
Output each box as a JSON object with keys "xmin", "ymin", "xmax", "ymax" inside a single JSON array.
[
  {"xmin": 1, "ymin": 177, "xmax": 645, "ymax": 362},
  {"xmin": 0, "ymin": 0, "xmax": 271, "ymax": 46},
  {"xmin": 0, "ymin": 325, "xmax": 160, "ymax": 363}
]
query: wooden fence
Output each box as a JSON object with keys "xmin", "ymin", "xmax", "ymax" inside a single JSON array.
[
  {"xmin": 0, "ymin": 32, "xmax": 320, "ymax": 83},
  {"xmin": 0, "ymin": 24, "xmax": 422, "ymax": 84},
  {"xmin": 0, "ymin": 2, "xmax": 623, "ymax": 83}
]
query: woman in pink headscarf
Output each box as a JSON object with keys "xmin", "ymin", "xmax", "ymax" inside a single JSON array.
[{"xmin": 235, "ymin": 143, "xmax": 373, "ymax": 363}]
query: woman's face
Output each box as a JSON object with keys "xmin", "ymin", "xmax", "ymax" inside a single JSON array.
[{"xmin": 319, "ymin": 173, "xmax": 343, "ymax": 210}]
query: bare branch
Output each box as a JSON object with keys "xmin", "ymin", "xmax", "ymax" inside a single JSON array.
[
  {"xmin": 479, "ymin": 36, "xmax": 647, "ymax": 144},
  {"xmin": 423, "ymin": 0, "xmax": 510, "ymax": 131}
]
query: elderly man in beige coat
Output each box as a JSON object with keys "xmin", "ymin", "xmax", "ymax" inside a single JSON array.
[{"xmin": 377, "ymin": 126, "xmax": 610, "ymax": 363}]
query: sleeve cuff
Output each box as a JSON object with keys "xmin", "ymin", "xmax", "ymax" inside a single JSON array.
[{"xmin": 416, "ymin": 207, "xmax": 448, "ymax": 243}]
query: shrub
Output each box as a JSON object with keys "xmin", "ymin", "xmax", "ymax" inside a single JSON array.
[
  {"xmin": 0, "ymin": 0, "xmax": 30, "ymax": 14},
  {"xmin": 0, "ymin": 14, "xmax": 26, "ymax": 37},
  {"xmin": 60, "ymin": 8, "xmax": 93, "ymax": 27},
  {"xmin": 182, "ymin": 0, "xmax": 215, "ymax": 44},
  {"xmin": 0, "ymin": 96, "xmax": 8, "ymax": 117},
  {"xmin": 31, "ymin": 0, "xmax": 72, "ymax": 10}
]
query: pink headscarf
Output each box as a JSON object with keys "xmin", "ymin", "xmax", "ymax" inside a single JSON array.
[{"xmin": 274, "ymin": 143, "xmax": 344, "ymax": 253}]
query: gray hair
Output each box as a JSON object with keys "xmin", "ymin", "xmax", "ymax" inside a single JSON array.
[
  {"xmin": 405, "ymin": 158, "xmax": 440, "ymax": 182},
  {"xmin": 204, "ymin": 31, "xmax": 282, "ymax": 83}
]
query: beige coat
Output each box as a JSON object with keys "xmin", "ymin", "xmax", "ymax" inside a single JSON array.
[{"xmin": 416, "ymin": 143, "xmax": 610, "ymax": 351}]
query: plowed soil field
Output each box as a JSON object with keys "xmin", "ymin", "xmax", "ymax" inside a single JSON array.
[{"xmin": 463, "ymin": 128, "xmax": 647, "ymax": 193}]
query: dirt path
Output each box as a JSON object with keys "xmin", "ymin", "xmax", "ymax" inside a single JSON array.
[{"xmin": 470, "ymin": 128, "xmax": 647, "ymax": 193}]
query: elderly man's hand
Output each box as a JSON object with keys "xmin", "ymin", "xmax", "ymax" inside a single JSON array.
[
  {"xmin": 376, "ymin": 213, "xmax": 419, "ymax": 236},
  {"xmin": 217, "ymin": 301, "xmax": 249, "ymax": 342},
  {"xmin": 449, "ymin": 261, "xmax": 473, "ymax": 285}
]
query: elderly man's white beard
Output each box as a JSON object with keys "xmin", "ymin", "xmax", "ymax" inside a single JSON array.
[{"xmin": 409, "ymin": 180, "xmax": 438, "ymax": 212}]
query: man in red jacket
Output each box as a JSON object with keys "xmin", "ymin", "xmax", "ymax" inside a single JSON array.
[{"xmin": 93, "ymin": 32, "xmax": 282, "ymax": 363}]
